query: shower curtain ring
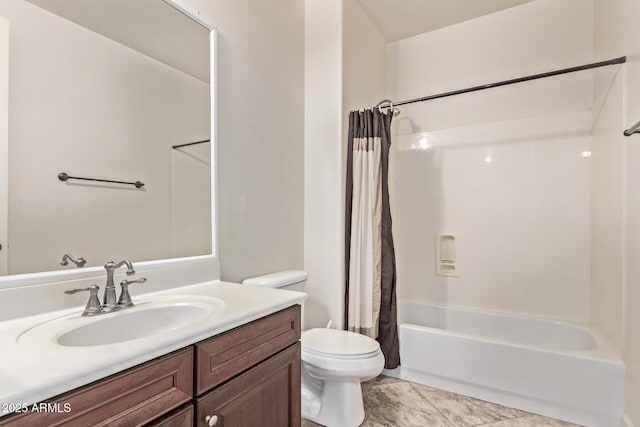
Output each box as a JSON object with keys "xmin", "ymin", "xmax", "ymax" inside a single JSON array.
[{"xmin": 374, "ymin": 99, "xmax": 394, "ymax": 113}]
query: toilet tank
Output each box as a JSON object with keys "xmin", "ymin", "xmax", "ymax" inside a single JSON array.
[{"xmin": 242, "ymin": 270, "xmax": 308, "ymax": 292}]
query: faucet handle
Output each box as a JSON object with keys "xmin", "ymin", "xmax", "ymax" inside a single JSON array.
[
  {"xmin": 65, "ymin": 285, "xmax": 102, "ymax": 316},
  {"xmin": 118, "ymin": 277, "xmax": 147, "ymax": 307}
]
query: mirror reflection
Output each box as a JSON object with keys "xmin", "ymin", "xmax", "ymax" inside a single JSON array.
[{"xmin": 0, "ymin": 0, "xmax": 211, "ymax": 276}]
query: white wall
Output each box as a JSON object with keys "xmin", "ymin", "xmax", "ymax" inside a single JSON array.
[
  {"xmin": 304, "ymin": 0, "xmax": 344, "ymax": 328},
  {"xmin": 387, "ymin": 0, "xmax": 594, "ymax": 321},
  {"xmin": 0, "ymin": 17, "xmax": 7, "ymax": 276},
  {"xmin": 172, "ymin": 143, "xmax": 212, "ymax": 258},
  {"xmin": 342, "ymin": 0, "xmax": 386, "ymax": 114},
  {"xmin": 594, "ymin": 0, "xmax": 640, "ymax": 424},
  {"xmin": 0, "ymin": 0, "xmax": 210, "ymax": 275},
  {"xmin": 182, "ymin": 0, "xmax": 305, "ymax": 284},
  {"xmin": 302, "ymin": 0, "xmax": 387, "ymax": 329}
]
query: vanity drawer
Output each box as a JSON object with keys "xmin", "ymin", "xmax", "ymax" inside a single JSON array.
[
  {"xmin": 0, "ymin": 348, "xmax": 193, "ymax": 427},
  {"xmin": 195, "ymin": 305, "xmax": 300, "ymax": 395}
]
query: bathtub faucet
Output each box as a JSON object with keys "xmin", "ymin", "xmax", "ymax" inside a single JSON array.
[
  {"xmin": 102, "ymin": 260, "xmax": 135, "ymax": 311},
  {"xmin": 60, "ymin": 253, "xmax": 86, "ymax": 268}
]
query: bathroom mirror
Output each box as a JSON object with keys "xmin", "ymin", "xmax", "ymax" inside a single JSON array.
[{"xmin": 0, "ymin": 0, "xmax": 213, "ymax": 276}]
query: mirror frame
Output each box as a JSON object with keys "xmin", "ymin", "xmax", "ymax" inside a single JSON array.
[{"xmin": 0, "ymin": 0, "xmax": 217, "ymax": 288}]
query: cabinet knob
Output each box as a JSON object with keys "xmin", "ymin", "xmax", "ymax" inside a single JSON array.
[{"xmin": 205, "ymin": 414, "xmax": 218, "ymax": 426}]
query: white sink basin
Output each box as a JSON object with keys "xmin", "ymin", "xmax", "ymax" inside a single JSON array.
[{"xmin": 18, "ymin": 295, "xmax": 225, "ymax": 347}]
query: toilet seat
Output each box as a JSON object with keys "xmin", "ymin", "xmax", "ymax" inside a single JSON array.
[
  {"xmin": 301, "ymin": 329, "xmax": 385, "ymax": 384},
  {"xmin": 302, "ymin": 328, "xmax": 381, "ymax": 359},
  {"xmin": 303, "ymin": 346, "xmax": 380, "ymax": 360}
]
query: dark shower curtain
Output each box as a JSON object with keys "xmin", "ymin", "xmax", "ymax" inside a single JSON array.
[{"xmin": 344, "ymin": 107, "xmax": 400, "ymax": 369}]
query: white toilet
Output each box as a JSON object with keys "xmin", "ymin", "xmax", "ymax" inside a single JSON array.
[{"xmin": 242, "ymin": 270, "xmax": 385, "ymax": 427}]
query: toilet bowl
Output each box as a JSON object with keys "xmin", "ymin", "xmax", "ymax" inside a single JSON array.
[
  {"xmin": 301, "ymin": 328, "xmax": 385, "ymax": 426},
  {"xmin": 242, "ymin": 271, "xmax": 385, "ymax": 427}
]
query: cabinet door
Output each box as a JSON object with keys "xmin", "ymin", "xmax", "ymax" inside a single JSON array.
[
  {"xmin": 145, "ymin": 404, "xmax": 193, "ymax": 427},
  {"xmin": 196, "ymin": 343, "xmax": 301, "ymax": 427}
]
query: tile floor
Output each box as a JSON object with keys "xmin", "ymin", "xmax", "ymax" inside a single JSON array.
[{"xmin": 301, "ymin": 375, "xmax": 582, "ymax": 427}]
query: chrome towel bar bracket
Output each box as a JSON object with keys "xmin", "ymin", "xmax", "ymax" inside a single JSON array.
[{"xmin": 624, "ymin": 120, "xmax": 640, "ymax": 136}]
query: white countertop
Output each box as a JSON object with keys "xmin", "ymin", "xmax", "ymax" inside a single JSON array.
[{"xmin": 0, "ymin": 280, "xmax": 306, "ymax": 417}]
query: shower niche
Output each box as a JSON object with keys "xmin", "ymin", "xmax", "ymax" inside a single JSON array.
[{"xmin": 436, "ymin": 233, "xmax": 458, "ymax": 277}]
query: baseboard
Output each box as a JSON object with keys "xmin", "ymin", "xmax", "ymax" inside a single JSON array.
[{"xmin": 623, "ymin": 414, "xmax": 636, "ymax": 427}]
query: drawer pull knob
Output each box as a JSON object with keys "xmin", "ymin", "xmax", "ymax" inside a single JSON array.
[{"xmin": 205, "ymin": 414, "xmax": 219, "ymax": 426}]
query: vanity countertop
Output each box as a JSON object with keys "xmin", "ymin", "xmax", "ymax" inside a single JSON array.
[{"xmin": 0, "ymin": 280, "xmax": 306, "ymax": 417}]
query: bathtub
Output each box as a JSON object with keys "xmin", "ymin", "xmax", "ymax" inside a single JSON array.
[{"xmin": 383, "ymin": 302, "xmax": 624, "ymax": 427}]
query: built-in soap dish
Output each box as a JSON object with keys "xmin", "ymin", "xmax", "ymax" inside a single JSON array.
[{"xmin": 436, "ymin": 233, "xmax": 458, "ymax": 277}]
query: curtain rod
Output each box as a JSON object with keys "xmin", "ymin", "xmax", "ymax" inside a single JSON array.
[
  {"xmin": 172, "ymin": 139, "xmax": 210, "ymax": 149},
  {"xmin": 378, "ymin": 56, "xmax": 626, "ymax": 109}
]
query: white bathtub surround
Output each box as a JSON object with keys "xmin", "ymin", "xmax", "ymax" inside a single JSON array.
[
  {"xmin": 384, "ymin": 302, "xmax": 624, "ymax": 427},
  {"xmin": 392, "ymin": 109, "xmax": 592, "ymax": 322}
]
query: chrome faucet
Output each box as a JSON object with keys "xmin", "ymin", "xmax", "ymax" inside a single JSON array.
[
  {"xmin": 65, "ymin": 260, "xmax": 146, "ymax": 315},
  {"xmin": 60, "ymin": 253, "xmax": 86, "ymax": 268},
  {"xmin": 102, "ymin": 260, "xmax": 135, "ymax": 311}
]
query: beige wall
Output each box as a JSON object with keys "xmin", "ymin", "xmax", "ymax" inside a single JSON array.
[
  {"xmin": 0, "ymin": 0, "xmax": 210, "ymax": 275},
  {"xmin": 594, "ymin": 0, "xmax": 640, "ymax": 425},
  {"xmin": 182, "ymin": 0, "xmax": 305, "ymax": 283}
]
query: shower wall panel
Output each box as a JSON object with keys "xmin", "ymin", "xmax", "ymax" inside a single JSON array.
[{"xmin": 386, "ymin": 0, "xmax": 594, "ymax": 321}]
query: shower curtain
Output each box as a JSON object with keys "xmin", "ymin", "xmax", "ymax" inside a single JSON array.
[{"xmin": 345, "ymin": 108, "xmax": 400, "ymax": 369}]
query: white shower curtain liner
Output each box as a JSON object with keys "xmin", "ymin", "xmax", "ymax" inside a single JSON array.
[{"xmin": 348, "ymin": 137, "xmax": 382, "ymax": 338}]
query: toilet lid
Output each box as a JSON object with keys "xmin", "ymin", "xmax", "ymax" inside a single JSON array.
[{"xmin": 302, "ymin": 328, "xmax": 381, "ymax": 357}]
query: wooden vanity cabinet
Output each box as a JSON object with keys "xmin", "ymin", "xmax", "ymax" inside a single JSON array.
[
  {"xmin": 194, "ymin": 305, "xmax": 301, "ymax": 427},
  {"xmin": 0, "ymin": 347, "xmax": 193, "ymax": 427},
  {"xmin": 0, "ymin": 305, "xmax": 301, "ymax": 427}
]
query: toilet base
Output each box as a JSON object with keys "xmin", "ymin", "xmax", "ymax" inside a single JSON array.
[{"xmin": 302, "ymin": 373, "xmax": 365, "ymax": 427}]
